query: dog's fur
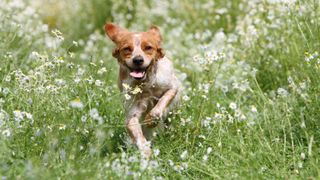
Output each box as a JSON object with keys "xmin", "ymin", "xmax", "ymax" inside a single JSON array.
[{"xmin": 104, "ymin": 23, "xmax": 181, "ymax": 157}]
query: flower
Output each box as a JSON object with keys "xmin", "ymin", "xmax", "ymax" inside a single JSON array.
[
  {"xmin": 124, "ymin": 94, "xmax": 131, "ymax": 100},
  {"xmin": 251, "ymin": 106, "xmax": 258, "ymax": 113},
  {"xmin": 182, "ymin": 95, "xmax": 190, "ymax": 101},
  {"xmin": 51, "ymin": 29, "xmax": 64, "ymax": 41},
  {"xmin": 304, "ymin": 51, "xmax": 318, "ymax": 62},
  {"xmin": 89, "ymin": 108, "xmax": 99, "ymax": 119},
  {"xmin": 132, "ymin": 86, "xmax": 142, "ymax": 94},
  {"xmin": 13, "ymin": 110, "xmax": 33, "ymax": 123},
  {"xmin": 180, "ymin": 150, "xmax": 188, "ymax": 160},
  {"xmin": 97, "ymin": 67, "xmax": 107, "ymax": 75},
  {"xmin": 277, "ymin": 88, "xmax": 289, "ymax": 97},
  {"xmin": 154, "ymin": 149, "xmax": 160, "ymax": 157},
  {"xmin": 2, "ymin": 129, "xmax": 11, "ymax": 137},
  {"xmin": 89, "ymin": 108, "xmax": 103, "ymax": 124},
  {"xmin": 72, "ymin": 40, "xmax": 78, "ymax": 47},
  {"xmin": 202, "ymin": 155, "xmax": 208, "ymax": 162},
  {"xmin": 0, "ymin": 109, "xmax": 10, "ymax": 122},
  {"xmin": 13, "ymin": 110, "xmax": 24, "ymax": 122},
  {"xmin": 168, "ymin": 159, "xmax": 174, "ymax": 166},
  {"xmin": 59, "ymin": 124, "xmax": 66, "ymax": 130},
  {"xmin": 229, "ymin": 102, "xmax": 237, "ymax": 110},
  {"xmin": 81, "ymin": 115, "xmax": 87, "ymax": 122},
  {"xmin": 300, "ymin": 153, "xmax": 306, "ymax": 160},
  {"xmin": 122, "ymin": 83, "xmax": 131, "ymax": 91},
  {"xmin": 95, "ymin": 80, "xmax": 103, "ymax": 86},
  {"xmin": 69, "ymin": 99, "xmax": 84, "ymax": 109}
]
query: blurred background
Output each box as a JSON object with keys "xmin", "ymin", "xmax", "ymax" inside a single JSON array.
[
  {"xmin": 1, "ymin": 0, "xmax": 320, "ymax": 178},
  {"xmin": 30, "ymin": 0, "xmax": 239, "ymax": 40},
  {"xmin": 26, "ymin": 0, "xmax": 319, "ymax": 90}
]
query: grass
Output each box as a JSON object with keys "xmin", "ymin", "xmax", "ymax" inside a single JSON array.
[{"xmin": 0, "ymin": 0, "xmax": 320, "ymax": 179}]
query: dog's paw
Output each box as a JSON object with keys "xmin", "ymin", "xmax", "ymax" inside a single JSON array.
[
  {"xmin": 141, "ymin": 147, "xmax": 152, "ymax": 158},
  {"xmin": 138, "ymin": 141, "xmax": 152, "ymax": 158},
  {"xmin": 144, "ymin": 109, "xmax": 162, "ymax": 128}
]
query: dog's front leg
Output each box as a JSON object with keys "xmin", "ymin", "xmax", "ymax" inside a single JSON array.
[
  {"xmin": 126, "ymin": 101, "xmax": 151, "ymax": 157},
  {"xmin": 145, "ymin": 89, "xmax": 178, "ymax": 127}
]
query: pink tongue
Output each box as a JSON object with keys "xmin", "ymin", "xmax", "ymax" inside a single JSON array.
[{"xmin": 130, "ymin": 71, "xmax": 145, "ymax": 78}]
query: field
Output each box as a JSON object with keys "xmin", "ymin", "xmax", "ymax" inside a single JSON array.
[{"xmin": 0, "ymin": 0, "xmax": 320, "ymax": 179}]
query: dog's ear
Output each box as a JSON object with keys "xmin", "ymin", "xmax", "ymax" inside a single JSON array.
[
  {"xmin": 148, "ymin": 25, "xmax": 162, "ymax": 43},
  {"xmin": 104, "ymin": 23, "xmax": 126, "ymax": 43},
  {"xmin": 148, "ymin": 25, "xmax": 165, "ymax": 59}
]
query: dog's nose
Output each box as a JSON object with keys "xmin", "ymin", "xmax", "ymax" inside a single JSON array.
[{"xmin": 133, "ymin": 56, "xmax": 144, "ymax": 66}]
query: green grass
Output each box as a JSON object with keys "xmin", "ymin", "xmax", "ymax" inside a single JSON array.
[{"xmin": 0, "ymin": 0, "xmax": 320, "ymax": 179}]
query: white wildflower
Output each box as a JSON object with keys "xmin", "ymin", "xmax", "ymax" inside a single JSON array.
[
  {"xmin": 25, "ymin": 112, "xmax": 33, "ymax": 120},
  {"xmin": 124, "ymin": 94, "xmax": 131, "ymax": 100},
  {"xmin": 72, "ymin": 41, "xmax": 78, "ymax": 47},
  {"xmin": 247, "ymin": 121, "xmax": 255, "ymax": 126},
  {"xmin": 154, "ymin": 149, "xmax": 160, "ymax": 157},
  {"xmin": 122, "ymin": 83, "xmax": 131, "ymax": 91},
  {"xmin": 95, "ymin": 80, "xmax": 103, "ymax": 87},
  {"xmin": 202, "ymin": 117, "xmax": 212, "ymax": 127},
  {"xmin": 229, "ymin": 102, "xmax": 237, "ymax": 110},
  {"xmin": 234, "ymin": 109, "xmax": 243, "ymax": 118},
  {"xmin": 300, "ymin": 153, "xmax": 306, "ymax": 160},
  {"xmin": 89, "ymin": 108, "xmax": 99, "ymax": 119},
  {"xmin": 81, "ymin": 115, "xmax": 87, "ymax": 122},
  {"xmin": 149, "ymin": 160, "xmax": 159, "ymax": 169},
  {"xmin": 69, "ymin": 99, "xmax": 84, "ymax": 109},
  {"xmin": 55, "ymin": 79, "xmax": 66, "ymax": 86},
  {"xmin": 97, "ymin": 67, "xmax": 107, "ymax": 75},
  {"xmin": 0, "ymin": 110, "xmax": 9, "ymax": 122},
  {"xmin": 74, "ymin": 77, "xmax": 81, "ymax": 83},
  {"xmin": 168, "ymin": 159, "xmax": 174, "ymax": 166},
  {"xmin": 182, "ymin": 95, "xmax": 190, "ymax": 101},
  {"xmin": 13, "ymin": 110, "xmax": 24, "ymax": 122},
  {"xmin": 69, "ymin": 52, "xmax": 75, "ymax": 58},
  {"xmin": 128, "ymin": 156, "xmax": 138, "ymax": 162},
  {"xmin": 180, "ymin": 150, "xmax": 188, "ymax": 160},
  {"xmin": 251, "ymin": 105, "xmax": 258, "ymax": 113},
  {"xmin": 2, "ymin": 129, "xmax": 11, "ymax": 137},
  {"xmin": 132, "ymin": 86, "xmax": 142, "ymax": 95},
  {"xmin": 59, "ymin": 124, "xmax": 66, "ymax": 130},
  {"xmin": 277, "ymin": 88, "xmax": 289, "ymax": 97},
  {"xmin": 86, "ymin": 76, "xmax": 94, "ymax": 85},
  {"xmin": 89, "ymin": 108, "xmax": 103, "ymax": 124},
  {"xmin": 202, "ymin": 155, "xmax": 208, "ymax": 162},
  {"xmin": 51, "ymin": 29, "xmax": 64, "ymax": 41},
  {"xmin": 140, "ymin": 159, "xmax": 149, "ymax": 171}
]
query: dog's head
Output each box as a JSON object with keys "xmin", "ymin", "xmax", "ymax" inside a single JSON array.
[{"xmin": 104, "ymin": 23, "xmax": 165, "ymax": 80}]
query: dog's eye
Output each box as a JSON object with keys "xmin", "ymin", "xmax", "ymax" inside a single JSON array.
[
  {"xmin": 144, "ymin": 46, "xmax": 153, "ymax": 51},
  {"xmin": 122, "ymin": 47, "xmax": 132, "ymax": 53}
]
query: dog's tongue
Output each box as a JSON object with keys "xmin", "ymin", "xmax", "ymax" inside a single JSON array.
[{"xmin": 130, "ymin": 70, "xmax": 145, "ymax": 78}]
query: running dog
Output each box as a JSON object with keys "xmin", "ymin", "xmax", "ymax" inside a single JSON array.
[{"xmin": 104, "ymin": 23, "xmax": 181, "ymax": 157}]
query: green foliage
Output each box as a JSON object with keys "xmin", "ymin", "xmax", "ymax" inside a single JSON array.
[{"xmin": 0, "ymin": 0, "xmax": 320, "ymax": 179}]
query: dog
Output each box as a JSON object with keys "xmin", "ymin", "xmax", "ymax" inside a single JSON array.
[{"xmin": 104, "ymin": 23, "xmax": 181, "ymax": 157}]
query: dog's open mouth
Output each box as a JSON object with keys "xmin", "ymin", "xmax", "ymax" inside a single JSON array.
[{"xmin": 129, "ymin": 69, "xmax": 146, "ymax": 79}]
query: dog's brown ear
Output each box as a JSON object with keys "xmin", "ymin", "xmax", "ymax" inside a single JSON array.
[
  {"xmin": 105, "ymin": 23, "xmax": 125, "ymax": 43},
  {"xmin": 148, "ymin": 25, "xmax": 165, "ymax": 59},
  {"xmin": 148, "ymin": 25, "xmax": 162, "ymax": 43}
]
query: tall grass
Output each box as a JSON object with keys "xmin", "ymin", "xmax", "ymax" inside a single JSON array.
[{"xmin": 0, "ymin": 0, "xmax": 319, "ymax": 179}]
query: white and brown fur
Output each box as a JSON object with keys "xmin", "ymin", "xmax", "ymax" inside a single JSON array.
[{"xmin": 104, "ymin": 23, "xmax": 181, "ymax": 157}]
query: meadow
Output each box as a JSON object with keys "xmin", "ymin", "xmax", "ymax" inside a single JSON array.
[{"xmin": 0, "ymin": 0, "xmax": 320, "ymax": 179}]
